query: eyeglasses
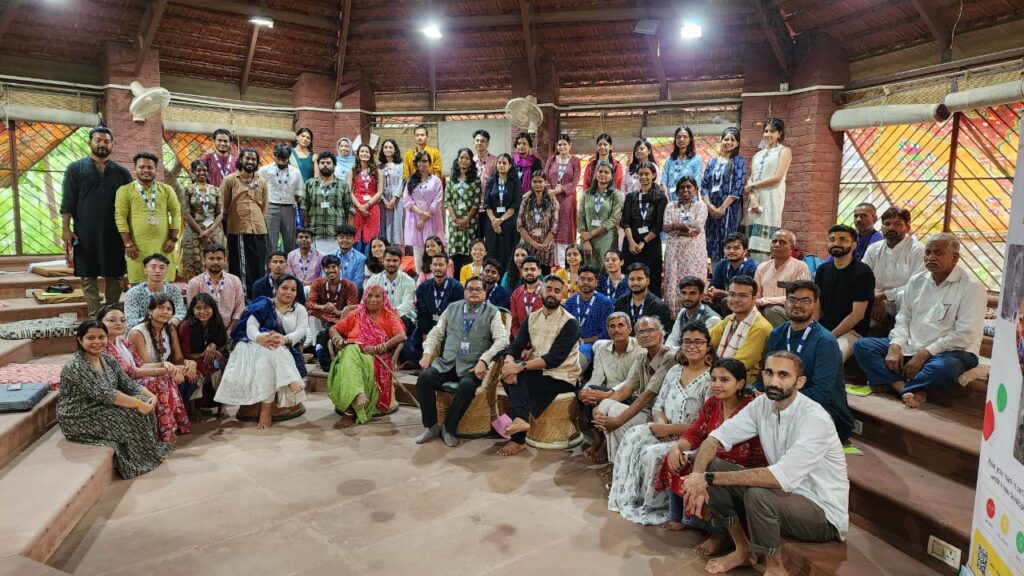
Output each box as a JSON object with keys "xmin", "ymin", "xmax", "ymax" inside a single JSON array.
[
  {"xmin": 680, "ymin": 339, "xmax": 707, "ymax": 347},
  {"xmin": 786, "ymin": 297, "xmax": 814, "ymax": 306},
  {"xmin": 465, "ymin": 287, "xmax": 485, "ymax": 292}
]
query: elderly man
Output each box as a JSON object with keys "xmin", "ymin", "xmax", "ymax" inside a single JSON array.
[
  {"xmin": 667, "ymin": 275, "xmax": 721, "ymax": 347},
  {"xmin": 851, "ymin": 202, "xmax": 883, "ymax": 260},
  {"xmin": 416, "ymin": 276, "xmax": 509, "ymax": 447},
  {"xmin": 815, "ymin": 224, "xmax": 875, "ymax": 361},
  {"xmin": 861, "ymin": 207, "xmax": 926, "ymax": 324},
  {"xmin": 709, "ymin": 276, "xmax": 773, "ymax": 384},
  {"xmin": 498, "ymin": 275, "xmax": 581, "ymax": 457},
  {"xmin": 681, "ymin": 351, "xmax": 849, "ymax": 576},
  {"xmin": 578, "ymin": 312, "xmax": 645, "ymax": 463},
  {"xmin": 854, "ymin": 233, "xmax": 986, "ymax": 408},
  {"xmin": 757, "ymin": 281, "xmax": 854, "ymax": 443},
  {"xmin": 753, "ymin": 229, "xmax": 810, "ymax": 328},
  {"xmin": 593, "ymin": 316, "xmax": 677, "ymax": 462}
]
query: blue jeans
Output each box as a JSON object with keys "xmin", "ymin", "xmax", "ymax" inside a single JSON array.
[{"xmin": 853, "ymin": 337, "xmax": 978, "ymax": 394}]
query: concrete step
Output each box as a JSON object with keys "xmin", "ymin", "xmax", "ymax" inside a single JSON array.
[
  {"xmin": 0, "ymin": 273, "xmax": 88, "ymax": 300},
  {"xmin": 0, "ymin": 427, "xmax": 113, "ymax": 563},
  {"xmin": 0, "ymin": 298, "xmax": 87, "ymax": 323},
  {"xmin": 0, "ymin": 391, "xmax": 58, "ymax": 471},
  {"xmin": 848, "ymin": 441, "xmax": 973, "ymax": 573},
  {"xmin": 848, "ymin": 392, "xmax": 981, "ymax": 485},
  {"xmin": 0, "ymin": 338, "xmax": 77, "ymax": 369},
  {"xmin": 784, "ymin": 524, "xmax": 944, "ymax": 576},
  {"xmin": 0, "ymin": 555, "xmax": 68, "ymax": 576},
  {"xmin": 0, "ymin": 339, "xmax": 34, "ymax": 367}
]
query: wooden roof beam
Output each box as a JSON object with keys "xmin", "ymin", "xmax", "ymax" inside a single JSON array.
[
  {"xmin": 646, "ymin": 36, "xmax": 668, "ymax": 100},
  {"xmin": 134, "ymin": 0, "xmax": 168, "ymax": 76},
  {"xmin": 519, "ymin": 0, "xmax": 537, "ymax": 93},
  {"xmin": 239, "ymin": 25, "xmax": 259, "ymax": 95},
  {"xmin": 908, "ymin": 0, "xmax": 951, "ymax": 58},
  {"xmin": 332, "ymin": 0, "xmax": 353, "ymax": 101},
  {"xmin": 170, "ymin": 0, "xmax": 339, "ymax": 31},
  {"xmin": 428, "ymin": 49, "xmax": 437, "ymax": 110},
  {"xmin": 748, "ymin": 0, "xmax": 793, "ymax": 77},
  {"xmin": 0, "ymin": 0, "xmax": 25, "ymax": 43}
]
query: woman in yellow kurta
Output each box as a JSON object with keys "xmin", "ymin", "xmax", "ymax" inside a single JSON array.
[{"xmin": 114, "ymin": 152, "xmax": 181, "ymax": 284}]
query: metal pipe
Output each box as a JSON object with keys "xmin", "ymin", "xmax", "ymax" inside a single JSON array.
[
  {"xmin": 4, "ymin": 104, "xmax": 100, "ymax": 127},
  {"xmin": 829, "ymin": 103, "xmax": 951, "ymax": 131},
  {"xmin": 944, "ymin": 79, "xmax": 1024, "ymax": 112}
]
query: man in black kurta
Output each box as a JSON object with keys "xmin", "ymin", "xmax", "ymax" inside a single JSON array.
[{"xmin": 60, "ymin": 127, "xmax": 133, "ymax": 316}]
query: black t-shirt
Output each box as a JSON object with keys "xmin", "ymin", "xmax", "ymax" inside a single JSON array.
[{"xmin": 814, "ymin": 260, "xmax": 875, "ymax": 336}]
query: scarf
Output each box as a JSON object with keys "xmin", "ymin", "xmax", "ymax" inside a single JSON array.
[
  {"xmin": 716, "ymin": 309, "xmax": 762, "ymax": 359},
  {"xmin": 355, "ymin": 285, "xmax": 402, "ymax": 412},
  {"xmin": 232, "ymin": 296, "xmax": 306, "ymax": 377},
  {"xmin": 334, "ymin": 137, "xmax": 355, "ymax": 180},
  {"xmin": 513, "ymin": 152, "xmax": 537, "ymax": 191}
]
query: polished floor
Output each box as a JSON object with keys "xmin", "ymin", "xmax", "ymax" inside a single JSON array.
[{"xmin": 50, "ymin": 395, "xmax": 762, "ymax": 576}]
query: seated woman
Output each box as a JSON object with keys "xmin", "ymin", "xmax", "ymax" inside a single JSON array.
[
  {"xmin": 58, "ymin": 320, "xmax": 173, "ymax": 479},
  {"xmin": 553, "ymin": 243, "xmax": 584, "ymax": 300},
  {"xmin": 126, "ymin": 295, "xmax": 196, "ymax": 442},
  {"xmin": 607, "ymin": 322, "xmax": 714, "ymax": 525},
  {"xmin": 99, "ymin": 305, "xmax": 185, "ymax": 404},
  {"xmin": 215, "ymin": 274, "xmax": 308, "ymax": 429},
  {"xmin": 655, "ymin": 357, "xmax": 765, "ymax": 554},
  {"xmin": 326, "ymin": 284, "xmax": 407, "ymax": 423},
  {"xmin": 178, "ymin": 294, "xmax": 228, "ymax": 418}
]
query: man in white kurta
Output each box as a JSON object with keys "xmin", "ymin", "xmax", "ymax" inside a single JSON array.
[{"xmin": 861, "ymin": 206, "xmax": 926, "ymax": 321}]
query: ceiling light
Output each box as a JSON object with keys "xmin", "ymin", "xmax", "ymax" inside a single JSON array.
[
  {"xmin": 422, "ymin": 24, "xmax": 442, "ymax": 39},
  {"xmin": 680, "ymin": 22, "xmax": 702, "ymax": 39},
  {"xmin": 249, "ymin": 16, "xmax": 274, "ymax": 28}
]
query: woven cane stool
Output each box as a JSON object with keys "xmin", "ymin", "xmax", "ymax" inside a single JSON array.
[
  {"xmin": 436, "ymin": 382, "xmax": 495, "ymax": 438},
  {"xmin": 526, "ymin": 391, "xmax": 584, "ymax": 449}
]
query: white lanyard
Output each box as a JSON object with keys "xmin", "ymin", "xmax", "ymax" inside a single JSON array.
[
  {"xmin": 204, "ymin": 273, "xmax": 224, "ymax": 301},
  {"xmin": 786, "ymin": 323, "xmax": 813, "ymax": 355},
  {"xmin": 212, "ymin": 154, "xmax": 233, "ymax": 178},
  {"xmin": 137, "ymin": 182, "xmax": 157, "ymax": 214},
  {"xmin": 572, "ymin": 296, "xmax": 594, "ymax": 327}
]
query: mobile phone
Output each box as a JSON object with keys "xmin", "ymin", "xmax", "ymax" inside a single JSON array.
[{"xmin": 7, "ymin": 384, "xmax": 22, "ymax": 391}]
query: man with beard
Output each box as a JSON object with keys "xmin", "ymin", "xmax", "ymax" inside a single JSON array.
[
  {"xmin": 705, "ymin": 233, "xmax": 759, "ymax": 315},
  {"xmin": 854, "ymin": 233, "xmax": 986, "ymax": 408},
  {"xmin": 186, "ymin": 243, "xmax": 245, "ymax": 330},
  {"xmin": 302, "ymin": 151, "xmax": 354, "ymax": 255},
  {"xmin": 482, "ymin": 257, "xmax": 511, "ymax": 309},
  {"xmin": 564, "ymin": 264, "xmax": 615, "ymax": 369},
  {"xmin": 304, "ymin": 253, "xmax": 358, "ymax": 347},
  {"xmin": 851, "ymin": 203, "xmax": 883, "ymax": 260},
  {"xmin": 258, "ymin": 143, "xmax": 302, "ymax": 253},
  {"xmin": 416, "ymin": 276, "xmax": 509, "ymax": 447},
  {"xmin": 614, "ymin": 263, "xmax": 674, "ymax": 336},
  {"xmin": 114, "ymin": 151, "xmax": 182, "ymax": 284},
  {"xmin": 681, "ymin": 351, "xmax": 848, "ymax": 576},
  {"xmin": 709, "ymin": 276, "xmax": 773, "ymax": 384},
  {"xmin": 61, "ymin": 126, "xmax": 133, "ymax": 316},
  {"xmin": 221, "ymin": 147, "xmax": 269, "ymax": 297},
  {"xmin": 201, "ymin": 128, "xmax": 235, "ymax": 187},
  {"xmin": 753, "ymin": 229, "xmax": 810, "ymax": 328},
  {"xmin": 498, "ymin": 275, "xmax": 581, "ymax": 456},
  {"xmin": 367, "ymin": 246, "xmax": 417, "ymax": 334},
  {"xmin": 861, "ymin": 207, "xmax": 926, "ymax": 325},
  {"xmin": 254, "ymin": 251, "xmax": 308, "ymax": 306},
  {"xmin": 411, "ymin": 252, "xmax": 464, "ymax": 360},
  {"xmin": 814, "ymin": 225, "xmax": 875, "ymax": 361},
  {"xmin": 510, "ymin": 256, "xmax": 544, "ymax": 338},
  {"xmin": 756, "ymin": 281, "xmax": 853, "ymax": 443},
  {"xmin": 667, "ymin": 275, "xmax": 721, "ymax": 347}
]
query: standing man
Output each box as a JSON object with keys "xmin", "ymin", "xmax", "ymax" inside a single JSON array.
[
  {"xmin": 498, "ymin": 275, "xmax": 581, "ymax": 456},
  {"xmin": 416, "ymin": 276, "xmax": 509, "ymax": 447},
  {"xmin": 366, "ymin": 246, "xmax": 417, "ymax": 334},
  {"xmin": 412, "ymin": 252, "xmax": 464, "ymax": 360},
  {"xmin": 259, "ymin": 143, "xmax": 302, "ymax": 253},
  {"xmin": 510, "ymin": 256, "xmax": 544, "ymax": 338},
  {"xmin": 666, "ymin": 276, "xmax": 722, "ymax": 347},
  {"xmin": 861, "ymin": 207, "xmax": 926, "ymax": 325},
  {"xmin": 403, "ymin": 124, "xmax": 442, "ymax": 179},
  {"xmin": 286, "ymin": 228, "xmax": 323, "ymax": 286},
  {"xmin": 186, "ymin": 243, "xmax": 245, "ymax": 330},
  {"xmin": 815, "ymin": 224, "xmax": 875, "ymax": 361},
  {"xmin": 709, "ymin": 276, "xmax": 773, "ymax": 384},
  {"xmin": 752, "ymin": 229, "xmax": 810, "ymax": 327},
  {"xmin": 681, "ymin": 351, "xmax": 848, "ymax": 576},
  {"xmin": 123, "ymin": 254, "xmax": 186, "ymax": 328},
  {"xmin": 114, "ymin": 152, "xmax": 181, "ymax": 284},
  {"xmin": 614, "ymin": 263, "xmax": 674, "ymax": 337},
  {"xmin": 851, "ymin": 202, "xmax": 883, "ymax": 260},
  {"xmin": 201, "ymin": 128, "xmax": 235, "ymax": 188},
  {"xmin": 61, "ymin": 126, "xmax": 133, "ymax": 316},
  {"xmin": 221, "ymin": 147, "xmax": 268, "ymax": 297},
  {"xmin": 564, "ymin": 264, "xmax": 614, "ymax": 370},
  {"xmin": 302, "ymin": 151, "xmax": 354, "ymax": 255},
  {"xmin": 474, "ymin": 129, "xmax": 498, "ymax": 237}
]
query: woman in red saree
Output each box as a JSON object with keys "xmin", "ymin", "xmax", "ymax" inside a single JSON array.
[
  {"xmin": 655, "ymin": 357, "xmax": 766, "ymax": 555},
  {"xmin": 325, "ymin": 284, "xmax": 407, "ymax": 423}
]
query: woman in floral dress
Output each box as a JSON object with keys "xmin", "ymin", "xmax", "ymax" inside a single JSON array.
[
  {"xmin": 180, "ymin": 160, "xmax": 225, "ymax": 280},
  {"xmin": 445, "ymin": 147, "xmax": 482, "ymax": 274},
  {"xmin": 350, "ymin": 144, "xmax": 381, "ymax": 254},
  {"xmin": 701, "ymin": 127, "xmax": 746, "ymax": 264},
  {"xmin": 663, "ymin": 175, "xmax": 709, "ymax": 315}
]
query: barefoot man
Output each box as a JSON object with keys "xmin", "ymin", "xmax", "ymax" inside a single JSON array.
[
  {"xmin": 498, "ymin": 274, "xmax": 581, "ymax": 456},
  {"xmin": 681, "ymin": 351, "xmax": 848, "ymax": 575}
]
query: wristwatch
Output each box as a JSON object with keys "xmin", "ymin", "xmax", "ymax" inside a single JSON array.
[
  {"xmin": 517, "ymin": 360, "xmax": 528, "ymax": 370},
  {"xmin": 705, "ymin": 471, "xmax": 716, "ymax": 486}
]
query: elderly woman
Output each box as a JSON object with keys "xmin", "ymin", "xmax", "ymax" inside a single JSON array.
[
  {"xmin": 607, "ymin": 322, "xmax": 715, "ymax": 525},
  {"xmin": 214, "ymin": 274, "xmax": 308, "ymax": 429},
  {"xmin": 59, "ymin": 320, "xmax": 173, "ymax": 479},
  {"xmin": 655, "ymin": 358, "xmax": 765, "ymax": 547},
  {"xmin": 326, "ymin": 284, "xmax": 408, "ymax": 423}
]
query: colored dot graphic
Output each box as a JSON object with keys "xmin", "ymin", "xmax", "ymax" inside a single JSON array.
[
  {"xmin": 983, "ymin": 401, "xmax": 995, "ymax": 441},
  {"xmin": 1017, "ymin": 531, "xmax": 1024, "ymax": 554},
  {"xmin": 997, "ymin": 383, "xmax": 1008, "ymax": 412},
  {"xmin": 1001, "ymin": 514, "xmax": 1009, "ymax": 534},
  {"xmin": 987, "ymin": 498, "xmax": 996, "ymax": 519}
]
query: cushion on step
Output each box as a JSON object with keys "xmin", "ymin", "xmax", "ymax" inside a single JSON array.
[
  {"xmin": 0, "ymin": 316, "xmax": 80, "ymax": 340},
  {"xmin": 0, "ymin": 383, "xmax": 48, "ymax": 412}
]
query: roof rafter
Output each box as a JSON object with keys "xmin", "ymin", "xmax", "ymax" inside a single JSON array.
[
  {"xmin": 908, "ymin": 0, "xmax": 951, "ymax": 56},
  {"xmin": 518, "ymin": 0, "xmax": 537, "ymax": 92},
  {"xmin": 332, "ymin": 0, "xmax": 354, "ymax": 101},
  {"xmin": 134, "ymin": 0, "xmax": 168, "ymax": 76},
  {"xmin": 748, "ymin": 0, "xmax": 793, "ymax": 76},
  {"xmin": 0, "ymin": 0, "xmax": 25, "ymax": 43},
  {"xmin": 239, "ymin": 25, "xmax": 259, "ymax": 95},
  {"xmin": 169, "ymin": 0, "xmax": 339, "ymax": 31}
]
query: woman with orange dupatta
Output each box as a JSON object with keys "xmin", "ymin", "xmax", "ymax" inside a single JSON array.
[
  {"xmin": 326, "ymin": 284, "xmax": 407, "ymax": 423},
  {"xmin": 654, "ymin": 358, "xmax": 766, "ymax": 557}
]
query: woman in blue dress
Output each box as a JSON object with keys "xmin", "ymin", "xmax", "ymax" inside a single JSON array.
[
  {"xmin": 701, "ymin": 127, "xmax": 746, "ymax": 264},
  {"xmin": 660, "ymin": 126, "xmax": 704, "ymax": 201}
]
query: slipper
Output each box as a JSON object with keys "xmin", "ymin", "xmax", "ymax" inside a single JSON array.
[{"xmin": 492, "ymin": 413, "xmax": 512, "ymax": 439}]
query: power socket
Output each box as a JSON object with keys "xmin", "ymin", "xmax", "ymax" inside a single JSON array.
[
  {"xmin": 927, "ymin": 535, "xmax": 962, "ymax": 569},
  {"xmin": 852, "ymin": 419, "xmax": 863, "ymax": 436}
]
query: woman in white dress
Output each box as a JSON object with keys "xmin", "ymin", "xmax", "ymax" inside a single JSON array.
[
  {"xmin": 215, "ymin": 274, "xmax": 308, "ymax": 429},
  {"xmin": 741, "ymin": 117, "xmax": 792, "ymax": 261},
  {"xmin": 607, "ymin": 322, "xmax": 714, "ymax": 525}
]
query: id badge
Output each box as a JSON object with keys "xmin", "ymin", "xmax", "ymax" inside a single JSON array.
[
  {"xmin": 363, "ymin": 194, "xmax": 372, "ymax": 202},
  {"xmin": 147, "ymin": 216, "xmax": 158, "ymax": 226},
  {"xmin": 458, "ymin": 341, "xmax": 471, "ymax": 355},
  {"xmin": 637, "ymin": 226, "xmax": 649, "ymax": 235},
  {"xmin": 531, "ymin": 228, "xmax": 543, "ymax": 237},
  {"xmin": 457, "ymin": 203, "xmax": 466, "ymax": 211},
  {"xmin": 496, "ymin": 206, "xmax": 506, "ymax": 214},
  {"xmin": 320, "ymin": 201, "xmax": 331, "ymax": 209},
  {"xmin": 590, "ymin": 218, "xmax": 602, "ymax": 227},
  {"xmin": 202, "ymin": 218, "xmax": 214, "ymax": 228}
]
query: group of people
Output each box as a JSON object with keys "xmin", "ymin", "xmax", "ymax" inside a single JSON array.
[{"xmin": 56, "ymin": 118, "xmax": 988, "ymax": 576}]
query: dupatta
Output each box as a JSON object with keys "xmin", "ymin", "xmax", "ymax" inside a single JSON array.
[{"xmin": 232, "ymin": 296, "xmax": 306, "ymax": 377}]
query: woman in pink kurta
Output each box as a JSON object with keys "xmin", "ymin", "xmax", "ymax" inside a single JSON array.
[
  {"xmin": 662, "ymin": 175, "xmax": 709, "ymax": 315},
  {"xmin": 402, "ymin": 151, "xmax": 445, "ymax": 269},
  {"xmin": 544, "ymin": 133, "xmax": 582, "ymax": 260}
]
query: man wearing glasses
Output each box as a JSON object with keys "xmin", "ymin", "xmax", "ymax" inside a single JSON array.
[
  {"xmin": 755, "ymin": 280, "xmax": 854, "ymax": 443},
  {"xmin": 709, "ymin": 276, "xmax": 773, "ymax": 384}
]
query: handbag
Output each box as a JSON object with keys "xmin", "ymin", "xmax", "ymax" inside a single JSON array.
[{"xmin": 45, "ymin": 282, "xmax": 73, "ymax": 294}]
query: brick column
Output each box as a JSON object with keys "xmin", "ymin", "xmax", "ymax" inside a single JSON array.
[
  {"xmin": 740, "ymin": 33, "xmax": 848, "ymax": 257},
  {"xmin": 102, "ymin": 42, "xmax": 164, "ymax": 178},
  {"xmin": 292, "ymin": 73, "xmax": 374, "ymax": 155},
  {"xmin": 509, "ymin": 60, "xmax": 558, "ymax": 155}
]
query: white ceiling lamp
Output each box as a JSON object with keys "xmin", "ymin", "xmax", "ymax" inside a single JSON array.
[
  {"xmin": 422, "ymin": 23, "xmax": 442, "ymax": 39},
  {"xmin": 680, "ymin": 21, "xmax": 702, "ymax": 39},
  {"xmin": 249, "ymin": 16, "xmax": 274, "ymax": 28}
]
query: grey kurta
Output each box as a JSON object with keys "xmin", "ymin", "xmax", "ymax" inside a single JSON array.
[
  {"xmin": 57, "ymin": 352, "xmax": 173, "ymax": 479},
  {"xmin": 60, "ymin": 157, "xmax": 133, "ymax": 277}
]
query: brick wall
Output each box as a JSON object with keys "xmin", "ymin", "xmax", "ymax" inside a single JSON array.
[
  {"xmin": 292, "ymin": 72, "xmax": 373, "ymax": 155},
  {"xmin": 102, "ymin": 42, "xmax": 164, "ymax": 178}
]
